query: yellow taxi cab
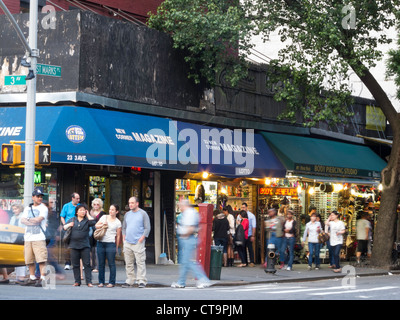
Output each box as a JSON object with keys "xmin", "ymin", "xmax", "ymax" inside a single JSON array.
[{"xmin": 0, "ymin": 224, "xmax": 25, "ymax": 267}]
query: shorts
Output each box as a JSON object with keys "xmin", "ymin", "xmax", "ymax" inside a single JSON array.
[
  {"xmin": 24, "ymin": 240, "xmax": 48, "ymax": 264},
  {"xmin": 356, "ymin": 240, "xmax": 368, "ymax": 255}
]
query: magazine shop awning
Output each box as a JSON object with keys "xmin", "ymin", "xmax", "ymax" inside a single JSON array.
[
  {"xmin": 175, "ymin": 122, "xmax": 286, "ymax": 178},
  {"xmin": 260, "ymin": 131, "xmax": 387, "ymax": 180},
  {"xmin": 0, "ymin": 106, "xmax": 286, "ymax": 177},
  {"xmin": 0, "ymin": 106, "xmax": 197, "ymax": 171}
]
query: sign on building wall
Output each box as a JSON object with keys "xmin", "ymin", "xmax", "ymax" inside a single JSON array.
[{"xmin": 366, "ymin": 105, "xmax": 386, "ymax": 131}]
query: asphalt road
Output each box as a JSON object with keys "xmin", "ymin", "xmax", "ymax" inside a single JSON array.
[{"xmin": 1, "ymin": 274, "xmax": 399, "ymax": 301}]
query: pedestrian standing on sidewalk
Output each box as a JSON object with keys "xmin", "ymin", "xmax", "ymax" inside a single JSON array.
[
  {"xmin": 236, "ymin": 210, "xmax": 249, "ymax": 267},
  {"xmin": 302, "ymin": 213, "xmax": 322, "ymax": 270},
  {"xmin": 283, "ymin": 210, "xmax": 297, "ymax": 271},
  {"xmin": 324, "ymin": 214, "xmax": 335, "ymax": 268},
  {"xmin": 89, "ymin": 198, "xmax": 106, "ymax": 273},
  {"xmin": 60, "ymin": 192, "xmax": 80, "ymax": 270},
  {"xmin": 19, "ymin": 189, "xmax": 48, "ymax": 287},
  {"xmin": 63, "ymin": 204, "xmax": 96, "ymax": 287},
  {"xmin": 212, "ymin": 209, "xmax": 230, "ymax": 267},
  {"xmin": 122, "ymin": 197, "xmax": 151, "ymax": 288},
  {"xmin": 223, "ymin": 205, "xmax": 236, "ymax": 267},
  {"xmin": 171, "ymin": 200, "xmax": 211, "ymax": 289},
  {"xmin": 95, "ymin": 204, "xmax": 122, "ymax": 287},
  {"xmin": 241, "ymin": 203, "xmax": 256, "ymax": 267},
  {"xmin": 356, "ymin": 212, "xmax": 371, "ymax": 265},
  {"xmin": 326, "ymin": 211, "xmax": 346, "ymax": 273}
]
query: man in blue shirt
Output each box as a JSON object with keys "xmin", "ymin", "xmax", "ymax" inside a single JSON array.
[
  {"xmin": 60, "ymin": 192, "xmax": 80, "ymax": 270},
  {"xmin": 122, "ymin": 196, "xmax": 151, "ymax": 288}
]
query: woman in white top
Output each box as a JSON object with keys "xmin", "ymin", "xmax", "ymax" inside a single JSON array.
[
  {"xmin": 326, "ymin": 211, "xmax": 346, "ymax": 273},
  {"xmin": 95, "ymin": 204, "xmax": 122, "ymax": 287},
  {"xmin": 302, "ymin": 213, "xmax": 322, "ymax": 270}
]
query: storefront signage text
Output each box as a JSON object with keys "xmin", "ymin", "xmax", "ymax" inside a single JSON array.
[
  {"xmin": 259, "ymin": 187, "xmax": 297, "ymax": 196},
  {"xmin": 294, "ymin": 163, "xmax": 380, "ymax": 178}
]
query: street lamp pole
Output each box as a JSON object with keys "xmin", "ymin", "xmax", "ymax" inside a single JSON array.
[
  {"xmin": 0, "ymin": 0, "xmax": 38, "ymax": 204},
  {"xmin": 24, "ymin": 0, "xmax": 39, "ymax": 205}
]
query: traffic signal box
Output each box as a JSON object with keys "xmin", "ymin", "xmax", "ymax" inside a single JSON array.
[
  {"xmin": 1, "ymin": 144, "xmax": 21, "ymax": 165},
  {"xmin": 1, "ymin": 143, "xmax": 51, "ymax": 166},
  {"xmin": 35, "ymin": 144, "xmax": 51, "ymax": 165}
]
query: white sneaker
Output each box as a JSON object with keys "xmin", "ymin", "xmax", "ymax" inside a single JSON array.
[
  {"xmin": 196, "ymin": 281, "xmax": 211, "ymax": 289},
  {"xmin": 171, "ymin": 282, "xmax": 185, "ymax": 288},
  {"xmin": 286, "ymin": 266, "xmax": 291, "ymax": 271},
  {"xmin": 64, "ymin": 264, "xmax": 71, "ymax": 270}
]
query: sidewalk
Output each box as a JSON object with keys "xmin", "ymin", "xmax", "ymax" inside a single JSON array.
[{"xmin": 47, "ymin": 261, "xmax": 398, "ymax": 287}]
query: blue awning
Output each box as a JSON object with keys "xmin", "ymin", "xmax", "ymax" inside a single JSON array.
[
  {"xmin": 0, "ymin": 106, "xmax": 286, "ymax": 177},
  {"xmin": 0, "ymin": 106, "xmax": 196, "ymax": 172},
  {"xmin": 175, "ymin": 122, "xmax": 286, "ymax": 178}
]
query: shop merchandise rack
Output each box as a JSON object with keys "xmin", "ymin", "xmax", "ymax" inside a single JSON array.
[{"xmin": 309, "ymin": 190, "xmax": 339, "ymax": 222}]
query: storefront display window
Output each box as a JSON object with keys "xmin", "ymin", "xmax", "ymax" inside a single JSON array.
[{"xmin": 0, "ymin": 168, "xmax": 58, "ymax": 221}]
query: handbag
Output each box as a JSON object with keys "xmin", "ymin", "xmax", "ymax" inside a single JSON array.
[
  {"xmin": 93, "ymin": 224, "xmax": 108, "ymax": 241},
  {"xmin": 318, "ymin": 231, "xmax": 330, "ymax": 244},
  {"xmin": 234, "ymin": 224, "xmax": 245, "ymax": 246},
  {"xmin": 63, "ymin": 226, "xmax": 73, "ymax": 245}
]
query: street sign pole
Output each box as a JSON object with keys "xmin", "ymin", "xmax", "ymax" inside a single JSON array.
[{"xmin": 24, "ymin": 0, "xmax": 39, "ymax": 205}]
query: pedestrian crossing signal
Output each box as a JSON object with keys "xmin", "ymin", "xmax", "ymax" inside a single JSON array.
[
  {"xmin": 1, "ymin": 144, "xmax": 21, "ymax": 165},
  {"xmin": 35, "ymin": 144, "xmax": 51, "ymax": 165}
]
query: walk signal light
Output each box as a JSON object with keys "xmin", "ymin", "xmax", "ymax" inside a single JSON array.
[
  {"xmin": 35, "ymin": 144, "xmax": 51, "ymax": 165},
  {"xmin": 1, "ymin": 144, "xmax": 21, "ymax": 165}
]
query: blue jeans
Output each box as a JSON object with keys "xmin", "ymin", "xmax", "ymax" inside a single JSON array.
[
  {"xmin": 308, "ymin": 242, "xmax": 321, "ymax": 267},
  {"xmin": 331, "ymin": 244, "xmax": 342, "ymax": 269},
  {"xmin": 327, "ymin": 240, "xmax": 335, "ymax": 266},
  {"xmin": 283, "ymin": 237, "xmax": 295, "ymax": 268},
  {"xmin": 177, "ymin": 235, "xmax": 209, "ymax": 286},
  {"xmin": 266, "ymin": 233, "xmax": 284, "ymax": 262},
  {"xmin": 97, "ymin": 241, "xmax": 117, "ymax": 285},
  {"xmin": 214, "ymin": 238, "xmax": 228, "ymax": 254}
]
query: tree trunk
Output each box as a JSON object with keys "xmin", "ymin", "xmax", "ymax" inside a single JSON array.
[
  {"xmin": 371, "ymin": 167, "xmax": 400, "ymax": 267},
  {"xmin": 355, "ymin": 66, "xmax": 400, "ymax": 268}
]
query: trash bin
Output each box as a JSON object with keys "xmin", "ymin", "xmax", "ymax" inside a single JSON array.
[{"xmin": 209, "ymin": 245, "xmax": 223, "ymax": 280}]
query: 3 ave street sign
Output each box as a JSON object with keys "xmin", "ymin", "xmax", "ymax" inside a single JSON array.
[
  {"xmin": 4, "ymin": 75, "xmax": 26, "ymax": 86},
  {"xmin": 36, "ymin": 63, "xmax": 61, "ymax": 77}
]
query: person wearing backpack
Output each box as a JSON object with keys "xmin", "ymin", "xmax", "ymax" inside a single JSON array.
[{"xmin": 235, "ymin": 210, "xmax": 249, "ymax": 267}]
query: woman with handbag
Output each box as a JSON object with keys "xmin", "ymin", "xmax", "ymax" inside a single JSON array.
[
  {"xmin": 63, "ymin": 204, "xmax": 96, "ymax": 287},
  {"xmin": 235, "ymin": 210, "xmax": 249, "ymax": 267},
  {"xmin": 95, "ymin": 204, "xmax": 122, "ymax": 287},
  {"xmin": 89, "ymin": 198, "xmax": 107, "ymax": 273}
]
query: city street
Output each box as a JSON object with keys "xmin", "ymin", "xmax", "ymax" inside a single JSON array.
[{"xmin": 1, "ymin": 274, "xmax": 399, "ymax": 301}]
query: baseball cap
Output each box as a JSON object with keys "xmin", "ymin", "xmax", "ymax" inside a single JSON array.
[{"xmin": 32, "ymin": 189, "xmax": 44, "ymax": 197}]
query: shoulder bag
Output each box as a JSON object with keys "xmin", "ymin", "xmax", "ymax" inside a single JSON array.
[
  {"xmin": 234, "ymin": 224, "xmax": 245, "ymax": 246},
  {"xmin": 93, "ymin": 222, "xmax": 108, "ymax": 241},
  {"xmin": 63, "ymin": 225, "xmax": 73, "ymax": 245}
]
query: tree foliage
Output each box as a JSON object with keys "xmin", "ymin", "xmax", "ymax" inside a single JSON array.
[{"xmin": 148, "ymin": 0, "xmax": 400, "ymax": 127}]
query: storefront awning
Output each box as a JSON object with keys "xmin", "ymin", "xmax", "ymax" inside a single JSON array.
[
  {"xmin": 175, "ymin": 122, "xmax": 287, "ymax": 178},
  {"xmin": 0, "ymin": 106, "xmax": 197, "ymax": 172},
  {"xmin": 0, "ymin": 106, "xmax": 286, "ymax": 177},
  {"xmin": 261, "ymin": 132, "xmax": 387, "ymax": 180}
]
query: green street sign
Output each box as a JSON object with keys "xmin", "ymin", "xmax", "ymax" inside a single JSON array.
[
  {"xmin": 36, "ymin": 63, "xmax": 61, "ymax": 77},
  {"xmin": 4, "ymin": 75, "xmax": 26, "ymax": 86}
]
